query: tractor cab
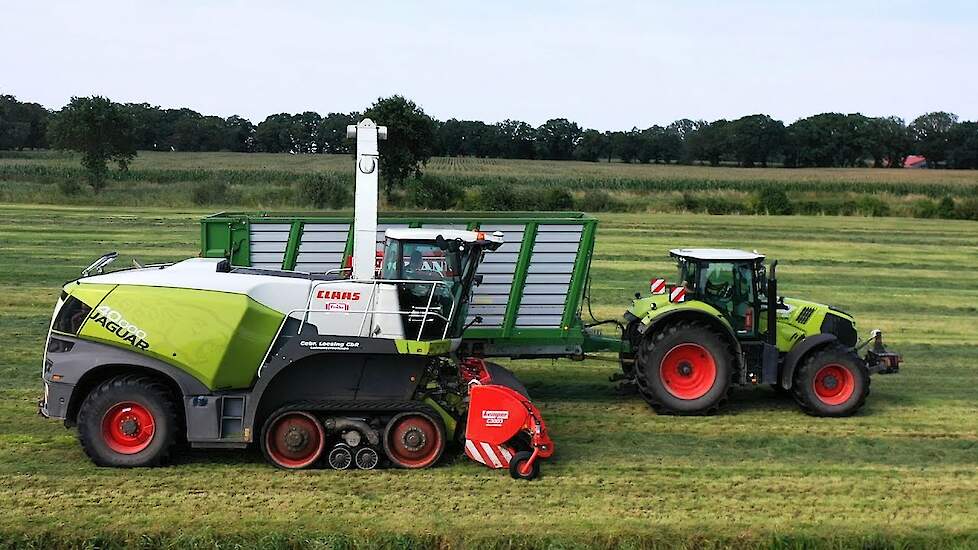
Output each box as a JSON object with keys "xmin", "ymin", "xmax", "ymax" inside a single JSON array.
[{"xmin": 670, "ymin": 249, "xmax": 767, "ymax": 337}]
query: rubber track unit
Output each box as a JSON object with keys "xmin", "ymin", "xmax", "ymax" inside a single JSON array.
[
  {"xmin": 634, "ymin": 320, "xmax": 737, "ymax": 416},
  {"xmin": 77, "ymin": 374, "xmax": 179, "ymax": 467},
  {"xmin": 792, "ymin": 343, "xmax": 870, "ymax": 417}
]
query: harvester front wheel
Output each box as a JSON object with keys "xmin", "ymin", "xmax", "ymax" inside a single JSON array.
[
  {"xmin": 636, "ymin": 321, "xmax": 734, "ymax": 415},
  {"xmin": 792, "ymin": 344, "xmax": 869, "ymax": 417},
  {"xmin": 77, "ymin": 375, "xmax": 178, "ymax": 467}
]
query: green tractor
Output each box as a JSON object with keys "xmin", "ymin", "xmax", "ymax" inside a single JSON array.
[{"xmin": 620, "ymin": 249, "xmax": 901, "ymax": 416}]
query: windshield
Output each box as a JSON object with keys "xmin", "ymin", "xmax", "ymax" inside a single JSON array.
[{"xmin": 381, "ymin": 239, "xmax": 475, "ymax": 339}]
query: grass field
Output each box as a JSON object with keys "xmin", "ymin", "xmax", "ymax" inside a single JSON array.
[
  {"xmin": 2, "ymin": 152, "xmax": 978, "ymax": 216},
  {"xmin": 2, "ymin": 204, "xmax": 978, "ymax": 548}
]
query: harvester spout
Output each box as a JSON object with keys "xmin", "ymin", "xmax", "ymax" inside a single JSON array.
[{"xmin": 346, "ymin": 119, "xmax": 388, "ymax": 280}]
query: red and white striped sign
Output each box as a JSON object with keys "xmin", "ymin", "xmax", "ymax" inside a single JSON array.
[
  {"xmin": 650, "ymin": 278, "xmax": 667, "ymax": 295},
  {"xmin": 669, "ymin": 286, "xmax": 686, "ymax": 303},
  {"xmin": 464, "ymin": 439, "xmax": 514, "ymax": 469}
]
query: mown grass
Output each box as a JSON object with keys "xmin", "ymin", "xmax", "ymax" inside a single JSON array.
[{"xmin": 1, "ymin": 205, "xmax": 978, "ymax": 548}]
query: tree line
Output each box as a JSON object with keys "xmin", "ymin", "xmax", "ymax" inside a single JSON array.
[{"xmin": 2, "ymin": 93, "xmax": 977, "ymax": 172}]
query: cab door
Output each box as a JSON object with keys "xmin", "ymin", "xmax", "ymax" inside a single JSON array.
[{"xmin": 696, "ymin": 261, "xmax": 758, "ymax": 337}]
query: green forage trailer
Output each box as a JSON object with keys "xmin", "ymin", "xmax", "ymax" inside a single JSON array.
[{"xmin": 200, "ymin": 211, "xmax": 621, "ymax": 359}]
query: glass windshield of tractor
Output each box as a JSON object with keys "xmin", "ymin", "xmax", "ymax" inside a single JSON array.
[
  {"xmin": 684, "ymin": 260, "xmax": 756, "ymax": 334},
  {"xmin": 381, "ymin": 239, "xmax": 470, "ymax": 339}
]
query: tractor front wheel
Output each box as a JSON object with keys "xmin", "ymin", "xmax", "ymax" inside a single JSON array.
[
  {"xmin": 636, "ymin": 321, "xmax": 734, "ymax": 415},
  {"xmin": 792, "ymin": 344, "xmax": 870, "ymax": 417}
]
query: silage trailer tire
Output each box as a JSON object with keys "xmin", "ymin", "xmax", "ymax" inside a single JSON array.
[
  {"xmin": 792, "ymin": 343, "xmax": 870, "ymax": 417},
  {"xmin": 636, "ymin": 321, "xmax": 734, "ymax": 415},
  {"xmin": 77, "ymin": 374, "xmax": 178, "ymax": 467}
]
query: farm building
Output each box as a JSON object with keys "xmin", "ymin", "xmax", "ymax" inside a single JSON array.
[{"xmin": 904, "ymin": 155, "xmax": 928, "ymax": 168}]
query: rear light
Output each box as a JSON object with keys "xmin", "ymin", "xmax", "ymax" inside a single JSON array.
[{"xmin": 744, "ymin": 309, "xmax": 754, "ymax": 332}]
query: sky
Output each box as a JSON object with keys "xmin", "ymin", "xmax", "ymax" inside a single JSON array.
[{"xmin": 2, "ymin": 0, "xmax": 976, "ymax": 130}]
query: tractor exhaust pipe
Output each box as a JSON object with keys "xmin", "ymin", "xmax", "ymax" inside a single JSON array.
[
  {"xmin": 767, "ymin": 260, "xmax": 778, "ymax": 346},
  {"xmin": 347, "ymin": 119, "xmax": 388, "ymax": 280}
]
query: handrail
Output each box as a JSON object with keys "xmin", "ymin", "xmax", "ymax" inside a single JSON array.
[{"xmin": 257, "ymin": 277, "xmax": 461, "ymax": 378}]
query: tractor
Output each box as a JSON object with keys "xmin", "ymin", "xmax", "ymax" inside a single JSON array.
[{"xmin": 620, "ymin": 249, "xmax": 901, "ymax": 416}]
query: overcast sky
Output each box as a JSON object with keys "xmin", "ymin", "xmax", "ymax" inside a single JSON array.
[{"xmin": 2, "ymin": 1, "xmax": 976, "ymax": 130}]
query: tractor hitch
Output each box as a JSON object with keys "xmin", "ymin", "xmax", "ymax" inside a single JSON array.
[{"xmin": 859, "ymin": 330, "xmax": 901, "ymax": 375}]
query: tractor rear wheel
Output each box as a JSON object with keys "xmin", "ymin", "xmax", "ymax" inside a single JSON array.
[
  {"xmin": 792, "ymin": 344, "xmax": 870, "ymax": 417},
  {"xmin": 77, "ymin": 374, "xmax": 178, "ymax": 467},
  {"xmin": 636, "ymin": 321, "xmax": 734, "ymax": 415}
]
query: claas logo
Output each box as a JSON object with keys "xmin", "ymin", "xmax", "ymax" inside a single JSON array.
[{"xmin": 316, "ymin": 290, "xmax": 361, "ymax": 300}]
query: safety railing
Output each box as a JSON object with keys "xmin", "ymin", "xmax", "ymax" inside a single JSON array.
[{"xmin": 257, "ymin": 277, "xmax": 460, "ymax": 377}]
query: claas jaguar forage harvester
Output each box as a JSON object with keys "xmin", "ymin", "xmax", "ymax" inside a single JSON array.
[{"xmin": 39, "ymin": 119, "xmax": 553, "ymax": 480}]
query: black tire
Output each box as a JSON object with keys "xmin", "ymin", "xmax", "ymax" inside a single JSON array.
[
  {"xmin": 508, "ymin": 451, "xmax": 540, "ymax": 480},
  {"xmin": 77, "ymin": 374, "xmax": 178, "ymax": 467},
  {"xmin": 792, "ymin": 343, "xmax": 870, "ymax": 417},
  {"xmin": 635, "ymin": 321, "xmax": 735, "ymax": 415}
]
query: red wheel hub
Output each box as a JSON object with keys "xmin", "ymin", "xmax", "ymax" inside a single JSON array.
[
  {"xmin": 659, "ymin": 343, "xmax": 718, "ymax": 400},
  {"xmin": 386, "ymin": 414, "xmax": 442, "ymax": 469},
  {"xmin": 813, "ymin": 364, "xmax": 855, "ymax": 406},
  {"xmin": 265, "ymin": 412, "xmax": 325, "ymax": 469},
  {"xmin": 101, "ymin": 401, "xmax": 155, "ymax": 454}
]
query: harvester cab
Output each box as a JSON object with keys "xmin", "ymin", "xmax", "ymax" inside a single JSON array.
[
  {"xmin": 623, "ymin": 248, "xmax": 901, "ymax": 417},
  {"xmin": 39, "ymin": 118, "xmax": 553, "ymax": 480}
]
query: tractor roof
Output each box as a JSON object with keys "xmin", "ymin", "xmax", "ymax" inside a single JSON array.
[
  {"xmin": 385, "ymin": 228, "xmax": 504, "ymax": 245},
  {"xmin": 669, "ymin": 248, "xmax": 764, "ymax": 261}
]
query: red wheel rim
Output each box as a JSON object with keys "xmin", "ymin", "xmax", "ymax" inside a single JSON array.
[
  {"xmin": 659, "ymin": 343, "xmax": 718, "ymax": 400},
  {"xmin": 265, "ymin": 412, "xmax": 325, "ymax": 469},
  {"xmin": 813, "ymin": 363, "xmax": 855, "ymax": 406},
  {"xmin": 386, "ymin": 414, "xmax": 443, "ymax": 469},
  {"xmin": 101, "ymin": 401, "xmax": 155, "ymax": 454}
]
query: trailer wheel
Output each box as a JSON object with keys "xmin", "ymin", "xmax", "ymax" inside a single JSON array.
[
  {"xmin": 383, "ymin": 411, "xmax": 445, "ymax": 469},
  {"xmin": 77, "ymin": 375, "xmax": 178, "ymax": 467},
  {"xmin": 508, "ymin": 451, "xmax": 540, "ymax": 480},
  {"xmin": 636, "ymin": 321, "xmax": 734, "ymax": 415},
  {"xmin": 792, "ymin": 344, "xmax": 869, "ymax": 417},
  {"xmin": 261, "ymin": 410, "xmax": 326, "ymax": 469}
]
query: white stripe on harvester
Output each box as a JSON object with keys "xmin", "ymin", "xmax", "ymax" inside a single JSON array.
[
  {"xmin": 499, "ymin": 446, "xmax": 513, "ymax": 464},
  {"xmin": 465, "ymin": 440, "xmax": 485, "ymax": 464},
  {"xmin": 480, "ymin": 442, "xmax": 503, "ymax": 468}
]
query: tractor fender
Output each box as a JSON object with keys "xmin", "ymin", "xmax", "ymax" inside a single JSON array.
[
  {"xmin": 779, "ymin": 333, "xmax": 838, "ymax": 390},
  {"xmin": 641, "ymin": 309, "xmax": 743, "ymax": 368}
]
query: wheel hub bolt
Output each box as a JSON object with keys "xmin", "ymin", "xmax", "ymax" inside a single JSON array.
[
  {"xmin": 284, "ymin": 427, "xmax": 307, "ymax": 450},
  {"xmin": 678, "ymin": 362, "xmax": 693, "ymax": 376},
  {"xmin": 120, "ymin": 418, "xmax": 138, "ymax": 436},
  {"xmin": 402, "ymin": 427, "xmax": 426, "ymax": 451}
]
